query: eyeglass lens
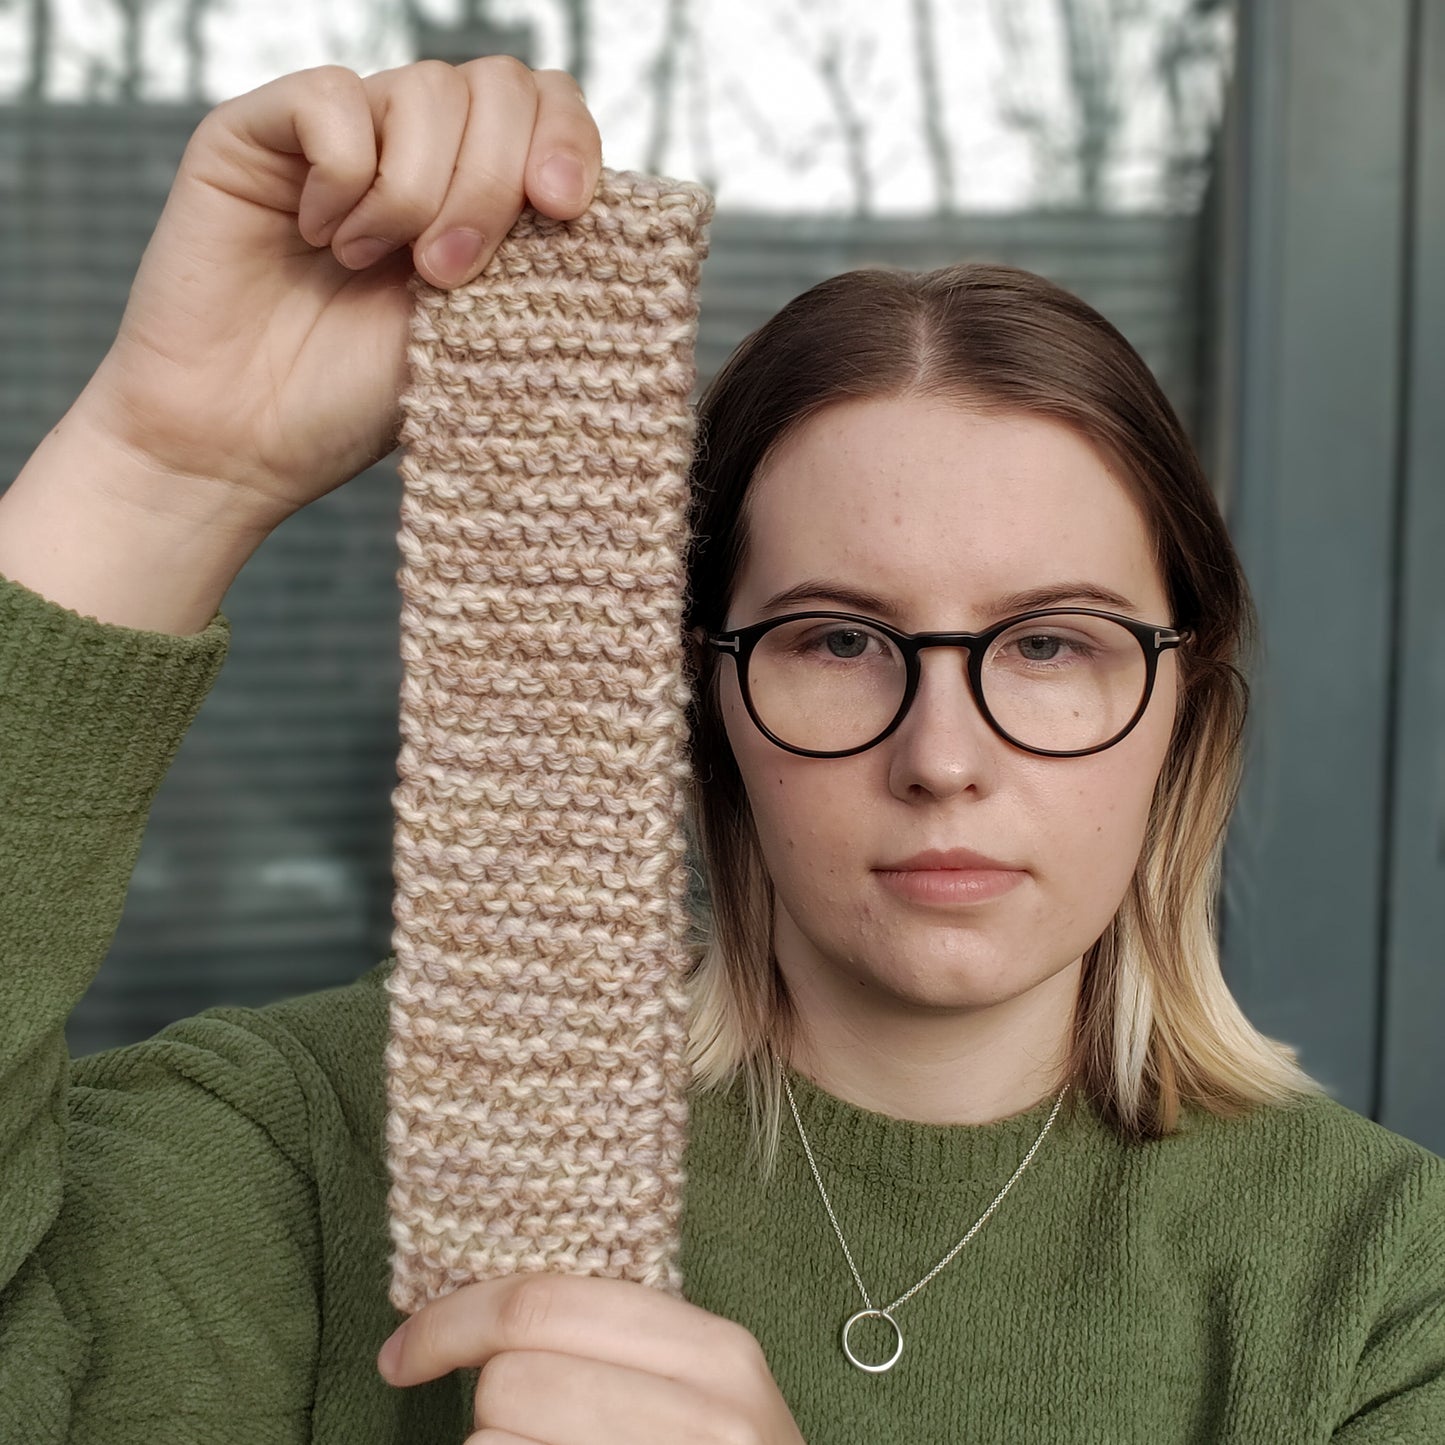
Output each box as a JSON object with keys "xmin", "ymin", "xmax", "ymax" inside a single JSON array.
[{"xmin": 745, "ymin": 614, "xmax": 1150, "ymax": 754}]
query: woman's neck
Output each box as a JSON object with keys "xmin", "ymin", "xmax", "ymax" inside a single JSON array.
[{"xmin": 777, "ymin": 947, "xmax": 1081, "ymax": 1126}]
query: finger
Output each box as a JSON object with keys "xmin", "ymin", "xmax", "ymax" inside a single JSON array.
[
  {"xmin": 463, "ymin": 1431, "xmax": 547, "ymax": 1445},
  {"xmin": 472, "ymin": 1350, "xmax": 705, "ymax": 1445},
  {"xmin": 327, "ymin": 60, "xmax": 472, "ymax": 271},
  {"xmin": 412, "ymin": 54, "xmax": 539, "ymax": 289},
  {"xmin": 380, "ymin": 1274, "xmax": 754, "ymax": 1390},
  {"xmin": 206, "ymin": 66, "xmax": 379, "ymax": 249},
  {"xmin": 524, "ymin": 69, "xmax": 602, "ymax": 218}
]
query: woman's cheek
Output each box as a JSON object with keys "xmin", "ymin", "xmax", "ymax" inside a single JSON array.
[
  {"xmin": 1057, "ymin": 766, "xmax": 1153, "ymax": 916},
  {"xmin": 755, "ymin": 782, "xmax": 829, "ymax": 885},
  {"xmin": 753, "ymin": 776, "xmax": 860, "ymax": 924}
]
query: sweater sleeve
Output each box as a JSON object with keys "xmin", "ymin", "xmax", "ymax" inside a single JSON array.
[
  {"xmin": 0, "ymin": 571, "xmax": 326, "ymax": 1443},
  {"xmin": 1331, "ymin": 1157, "xmax": 1445, "ymax": 1442}
]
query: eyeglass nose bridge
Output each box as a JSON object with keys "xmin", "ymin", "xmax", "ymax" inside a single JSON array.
[{"xmin": 888, "ymin": 631, "xmax": 1000, "ymax": 746}]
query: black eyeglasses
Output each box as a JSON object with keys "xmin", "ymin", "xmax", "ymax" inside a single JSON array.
[{"xmin": 706, "ymin": 608, "xmax": 1186, "ymax": 759}]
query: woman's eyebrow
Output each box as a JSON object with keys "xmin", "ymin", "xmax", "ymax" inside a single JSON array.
[
  {"xmin": 987, "ymin": 582, "xmax": 1140, "ymax": 617},
  {"xmin": 759, "ymin": 580, "xmax": 898, "ymax": 616},
  {"xmin": 758, "ymin": 578, "xmax": 1140, "ymax": 622}
]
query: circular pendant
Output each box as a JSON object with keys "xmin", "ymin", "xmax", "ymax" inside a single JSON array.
[{"xmin": 841, "ymin": 1307, "xmax": 904, "ymax": 1374}]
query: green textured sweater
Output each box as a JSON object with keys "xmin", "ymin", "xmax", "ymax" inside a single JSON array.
[{"xmin": 2, "ymin": 568, "xmax": 1443, "ymax": 1445}]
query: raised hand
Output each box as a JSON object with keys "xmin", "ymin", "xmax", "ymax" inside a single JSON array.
[
  {"xmin": 81, "ymin": 58, "xmax": 603, "ymax": 531},
  {"xmin": 0, "ymin": 58, "xmax": 603, "ymax": 633}
]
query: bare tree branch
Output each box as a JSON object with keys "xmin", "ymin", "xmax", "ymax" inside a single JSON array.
[
  {"xmin": 991, "ymin": 0, "xmax": 1150, "ymax": 209},
  {"xmin": 910, "ymin": 0, "xmax": 954, "ymax": 213},
  {"xmin": 1056, "ymin": 0, "xmax": 1146, "ymax": 208},
  {"xmin": 319, "ymin": 0, "xmax": 402, "ymax": 76},
  {"xmin": 718, "ymin": 75, "xmax": 832, "ymax": 171},
  {"xmin": 643, "ymin": 0, "xmax": 687, "ymax": 176},
  {"xmin": 1153, "ymin": 0, "xmax": 1231, "ymax": 209},
  {"xmin": 23, "ymin": 0, "xmax": 53, "ymax": 100},
  {"xmin": 778, "ymin": 1, "xmax": 876, "ymax": 217},
  {"xmin": 684, "ymin": 3, "xmax": 718, "ymax": 194},
  {"xmin": 402, "ymin": 0, "xmax": 535, "ymax": 68},
  {"xmin": 180, "ymin": 0, "xmax": 224, "ymax": 102},
  {"xmin": 990, "ymin": 0, "xmax": 1071, "ymax": 203},
  {"xmin": 814, "ymin": 34, "xmax": 871, "ymax": 215},
  {"xmin": 110, "ymin": 0, "xmax": 148, "ymax": 101},
  {"xmin": 557, "ymin": 0, "xmax": 589, "ymax": 94}
]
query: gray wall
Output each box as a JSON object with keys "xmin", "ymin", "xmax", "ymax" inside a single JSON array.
[{"xmin": 1219, "ymin": 0, "xmax": 1445, "ymax": 1153}]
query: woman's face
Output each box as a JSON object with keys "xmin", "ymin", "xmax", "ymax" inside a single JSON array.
[{"xmin": 718, "ymin": 394, "xmax": 1179, "ymax": 1030}]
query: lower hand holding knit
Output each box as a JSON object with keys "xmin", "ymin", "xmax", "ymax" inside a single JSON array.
[{"xmin": 375, "ymin": 1273, "xmax": 808, "ymax": 1445}]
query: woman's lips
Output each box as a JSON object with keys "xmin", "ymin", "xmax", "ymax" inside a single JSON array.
[{"xmin": 872, "ymin": 849, "xmax": 1026, "ymax": 905}]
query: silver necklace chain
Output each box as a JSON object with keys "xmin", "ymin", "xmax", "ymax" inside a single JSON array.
[{"xmin": 781, "ymin": 1069, "xmax": 1069, "ymax": 1375}]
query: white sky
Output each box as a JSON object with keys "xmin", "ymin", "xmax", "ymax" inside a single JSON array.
[{"xmin": 0, "ymin": 0, "xmax": 1233, "ymax": 213}]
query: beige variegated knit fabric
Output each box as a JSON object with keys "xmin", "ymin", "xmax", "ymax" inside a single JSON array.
[{"xmin": 385, "ymin": 170, "xmax": 714, "ymax": 1316}]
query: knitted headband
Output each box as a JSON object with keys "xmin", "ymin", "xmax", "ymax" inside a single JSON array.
[{"xmin": 386, "ymin": 170, "xmax": 714, "ymax": 1316}]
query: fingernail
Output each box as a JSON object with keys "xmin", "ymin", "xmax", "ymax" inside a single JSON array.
[
  {"xmin": 538, "ymin": 153, "xmax": 586, "ymax": 207},
  {"xmin": 422, "ymin": 228, "xmax": 485, "ymax": 285},
  {"xmin": 338, "ymin": 236, "xmax": 393, "ymax": 270},
  {"xmin": 377, "ymin": 1327, "xmax": 405, "ymax": 1381}
]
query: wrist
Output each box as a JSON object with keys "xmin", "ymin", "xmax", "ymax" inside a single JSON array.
[{"xmin": 0, "ymin": 405, "xmax": 275, "ymax": 635}]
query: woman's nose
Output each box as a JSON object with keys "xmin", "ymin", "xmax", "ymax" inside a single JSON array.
[{"xmin": 884, "ymin": 648, "xmax": 1000, "ymax": 801}]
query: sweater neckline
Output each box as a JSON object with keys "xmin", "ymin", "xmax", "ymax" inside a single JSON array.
[{"xmin": 775, "ymin": 1062, "xmax": 1089, "ymax": 1189}]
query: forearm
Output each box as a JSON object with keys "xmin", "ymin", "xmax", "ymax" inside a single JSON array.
[
  {"xmin": 0, "ymin": 573, "xmax": 230, "ymax": 1434},
  {"xmin": 0, "ymin": 401, "xmax": 274, "ymax": 637}
]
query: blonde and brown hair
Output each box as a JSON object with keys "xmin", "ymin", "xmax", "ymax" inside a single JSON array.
[{"xmin": 681, "ymin": 261, "xmax": 1321, "ymax": 1174}]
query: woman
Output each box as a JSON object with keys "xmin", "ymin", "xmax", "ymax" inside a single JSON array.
[{"xmin": 0, "ymin": 58, "xmax": 1440, "ymax": 1444}]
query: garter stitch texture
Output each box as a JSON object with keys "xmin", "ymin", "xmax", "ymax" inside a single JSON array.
[{"xmin": 386, "ymin": 170, "xmax": 714, "ymax": 1316}]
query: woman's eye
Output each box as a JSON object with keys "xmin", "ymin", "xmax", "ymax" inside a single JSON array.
[
  {"xmin": 1016, "ymin": 634, "xmax": 1064, "ymax": 662},
  {"xmin": 823, "ymin": 629, "xmax": 869, "ymax": 658}
]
